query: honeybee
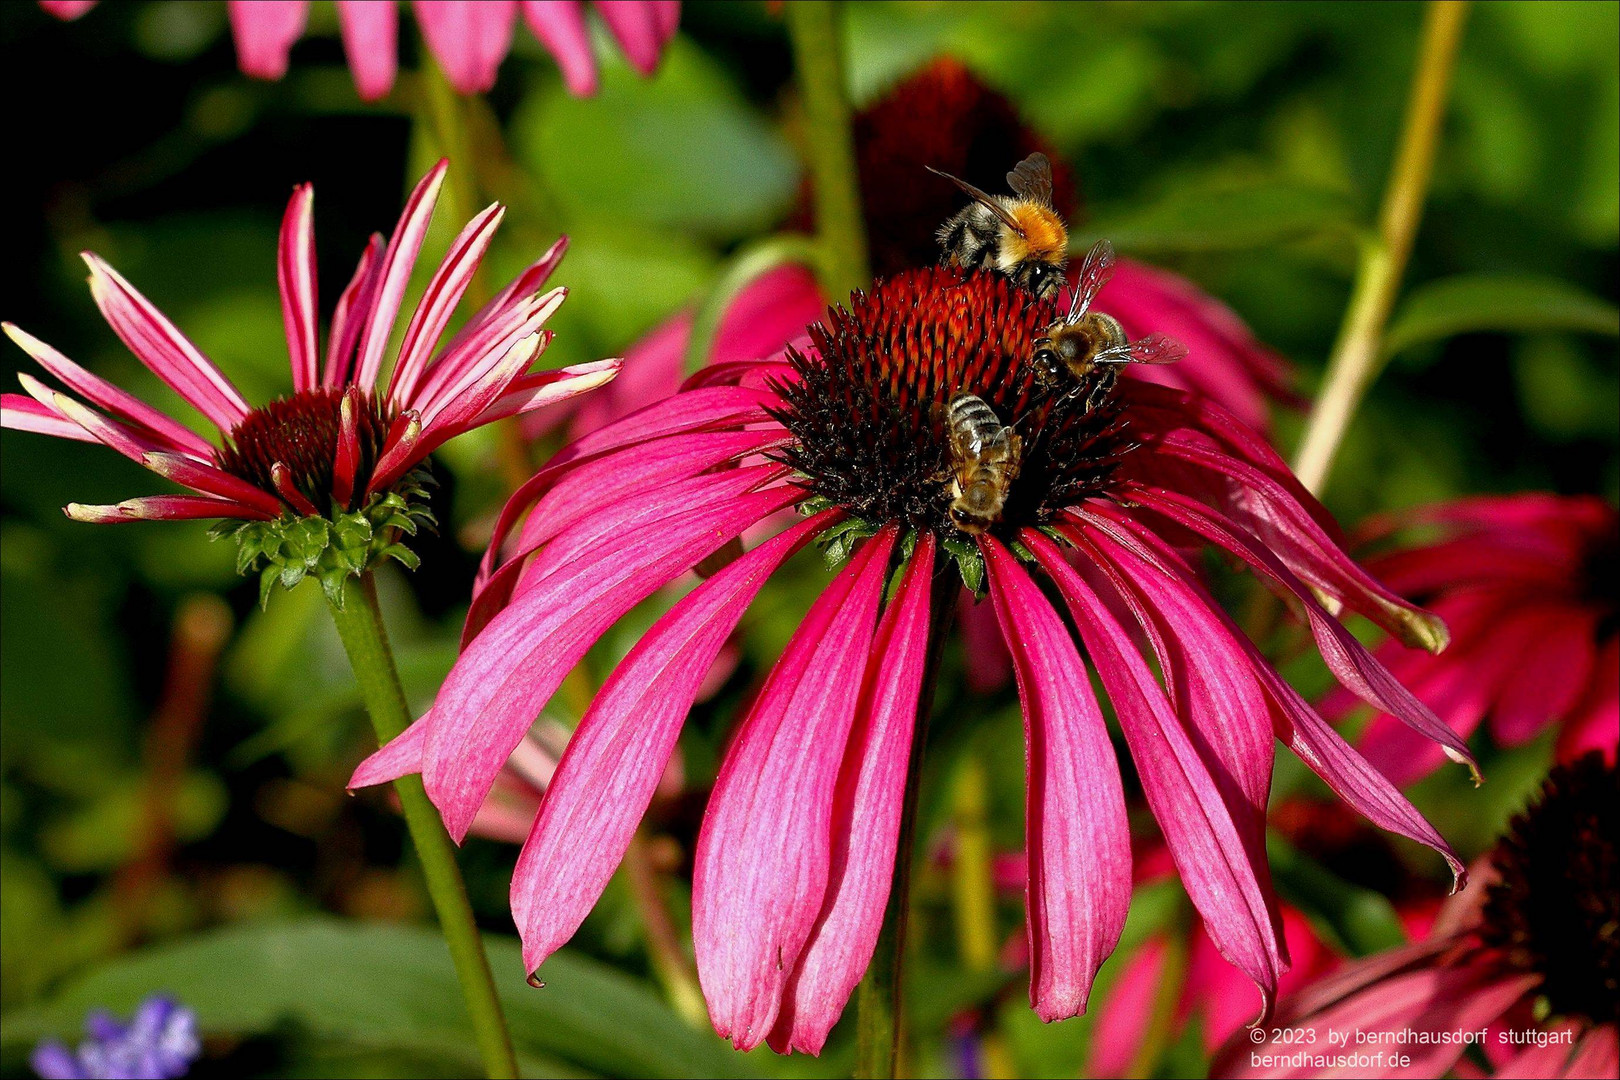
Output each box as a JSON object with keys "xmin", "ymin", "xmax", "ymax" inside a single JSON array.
[
  {"xmin": 930, "ymin": 153, "xmax": 1068, "ymax": 300},
  {"xmin": 944, "ymin": 393, "xmax": 1022, "ymax": 534},
  {"xmin": 1028, "ymin": 239, "xmax": 1187, "ymax": 402}
]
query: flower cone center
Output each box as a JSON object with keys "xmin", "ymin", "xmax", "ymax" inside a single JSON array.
[{"xmin": 216, "ymin": 388, "xmax": 394, "ymax": 513}]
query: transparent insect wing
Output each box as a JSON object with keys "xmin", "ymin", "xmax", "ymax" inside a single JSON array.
[
  {"xmin": 1066, "ymin": 239, "xmax": 1117, "ymax": 323},
  {"xmin": 1006, "ymin": 153, "xmax": 1054, "ymax": 206},
  {"xmin": 1092, "ymin": 333, "xmax": 1188, "ymax": 366}
]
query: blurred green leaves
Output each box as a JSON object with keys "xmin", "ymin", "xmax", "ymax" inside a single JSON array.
[
  {"xmin": 0, "ymin": 919, "xmax": 749, "ymax": 1078},
  {"xmin": 1384, "ymin": 272, "xmax": 1620, "ymax": 357}
]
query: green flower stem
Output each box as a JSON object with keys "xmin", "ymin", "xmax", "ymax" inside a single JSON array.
[
  {"xmin": 1292, "ymin": 0, "xmax": 1469, "ymax": 494},
  {"xmin": 785, "ymin": 0, "xmax": 870, "ymax": 300},
  {"xmin": 682, "ymin": 233, "xmax": 824, "ymax": 377},
  {"xmin": 855, "ymin": 570, "xmax": 957, "ymax": 1080},
  {"xmin": 326, "ymin": 574, "xmax": 520, "ymax": 1080}
]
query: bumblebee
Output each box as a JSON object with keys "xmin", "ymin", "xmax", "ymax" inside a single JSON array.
[{"xmin": 931, "ymin": 153, "xmax": 1068, "ymax": 300}]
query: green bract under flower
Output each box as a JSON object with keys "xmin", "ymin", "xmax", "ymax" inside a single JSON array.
[{"xmin": 211, "ymin": 470, "xmax": 436, "ymax": 608}]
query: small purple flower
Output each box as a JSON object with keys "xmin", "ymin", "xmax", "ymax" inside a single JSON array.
[{"xmin": 30, "ymin": 996, "xmax": 200, "ymax": 1080}]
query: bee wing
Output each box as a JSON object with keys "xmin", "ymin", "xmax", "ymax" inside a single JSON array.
[
  {"xmin": 926, "ymin": 165, "xmax": 1025, "ymax": 234},
  {"xmin": 1065, "ymin": 239, "xmax": 1116, "ymax": 323},
  {"xmin": 1093, "ymin": 333, "xmax": 1188, "ymax": 366},
  {"xmin": 1006, "ymin": 153, "xmax": 1054, "ymax": 206}
]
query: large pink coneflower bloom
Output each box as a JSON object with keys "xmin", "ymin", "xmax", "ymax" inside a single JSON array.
[
  {"xmin": 41, "ymin": 1, "xmax": 678, "ymax": 100},
  {"xmin": 0, "ymin": 160, "xmax": 616, "ymax": 597},
  {"xmin": 1324, "ymin": 494, "xmax": 1618, "ymax": 785},
  {"xmin": 352, "ymin": 264, "xmax": 1471, "ymax": 1053},
  {"xmin": 1223, "ymin": 754, "xmax": 1618, "ymax": 1080}
]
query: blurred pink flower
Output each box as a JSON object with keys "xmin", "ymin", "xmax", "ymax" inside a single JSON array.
[
  {"xmin": 1, "ymin": 160, "xmax": 616, "ymax": 525},
  {"xmin": 41, "ymin": 1, "xmax": 679, "ymax": 100},
  {"xmin": 1325, "ymin": 494, "xmax": 1618, "ymax": 785},
  {"xmin": 353, "ymin": 265, "xmax": 1468, "ymax": 1053},
  {"xmin": 1221, "ymin": 755, "xmax": 1617, "ymax": 1080}
]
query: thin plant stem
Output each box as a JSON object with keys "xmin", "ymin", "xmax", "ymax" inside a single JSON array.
[
  {"xmin": 326, "ymin": 574, "xmax": 520, "ymax": 1080},
  {"xmin": 784, "ymin": 0, "xmax": 870, "ymax": 300},
  {"xmin": 855, "ymin": 570, "xmax": 957, "ymax": 1079},
  {"xmin": 623, "ymin": 832, "xmax": 707, "ymax": 1026},
  {"xmin": 1292, "ymin": 0, "xmax": 1469, "ymax": 494}
]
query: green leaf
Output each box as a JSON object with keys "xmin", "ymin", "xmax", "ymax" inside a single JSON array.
[
  {"xmin": 1384, "ymin": 273, "xmax": 1620, "ymax": 357},
  {"xmin": 1075, "ymin": 180, "xmax": 1356, "ymax": 254},
  {"xmin": 0, "ymin": 919, "xmax": 751, "ymax": 1079}
]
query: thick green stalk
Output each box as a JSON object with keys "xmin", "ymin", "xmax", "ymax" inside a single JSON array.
[
  {"xmin": 326, "ymin": 575, "xmax": 520, "ymax": 1080},
  {"xmin": 1292, "ymin": 0, "xmax": 1469, "ymax": 494},
  {"xmin": 855, "ymin": 573, "xmax": 956, "ymax": 1079},
  {"xmin": 784, "ymin": 0, "xmax": 870, "ymax": 300}
]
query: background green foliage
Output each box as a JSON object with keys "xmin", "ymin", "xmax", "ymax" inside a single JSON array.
[{"xmin": 1, "ymin": 2, "xmax": 1615, "ymax": 1077}]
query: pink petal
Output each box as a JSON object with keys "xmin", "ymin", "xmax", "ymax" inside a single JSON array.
[
  {"xmin": 769, "ymin": 533, "xmax": 937, "ymax": 1055},
  {"xmin": 1084, "ymin": 935, "xmax": 1171, "ymax": 1078},
  {"xmin": 349, "ymin": 710, "xmax": 431, "ymax": 789},
  {"xmin": 1564, "ymin": 1026, "xmax": 1618, "ymax": 1080},
  {"xmin": 82, "ymin": 254, "xmax": 251, "ymax": 431},
  {"xmin": 476, "ymin": 358, "xmax": 623, "ymax": 423},
  {"xmin": 40, "ymin": 1, "xmax": 98, "ymax": 19},
  {"xmin": 1116, "ymin": 487, "xmax": 1477, "ymax": 779},
  {"xmin": 335, "ymin": 0, "xmax": 399, "ymax": 101},
  {"xmin": 413, "ymin": 0, "xmax": 519, "ymax": 95},
  {"xmin": 64, "ymin": 494, "xmax": 271, "ymax": 523},
  {"xmin": 1082, "ymin": 497, "xmax": 1466, "ymax": 885},
  {"xmin": 693, "ymin": 529, "xmax": 897, "ymax": 1050},
  {"xmin": 1488, "ymin": 610, "xmax": 1597, "ymax": 746},
  {"xmin": 651, "ymin": 0, "xmax": 680, "ymax": 43},
  {"xmin": 276, "ymin": 183, "xmax": 320, "ymax": 393},
  {"xmin": 228, "ymin": 0, "xmax": 309, "ymax": 80},
  {"xmin": 1, "ymin": 392, "xmax": 95, "ymax": 441},
  {"xmin": 1028, "ymin": 529, "xmax": 1283, "ymax": 1020},
  {"xmin": 5, "ymin": 323, "xmax": 213, "ymax": 456},
  {"xmin": 324, "ymin": 234, "xmax": 385, "ymax": 389},
  {"xmin": 1558, "ymin": 636, "xmax": 1618, "ymax": 764},
  {"xmin": 959, "ymin": 590, "xmax": 1013, "ymax": 694},
  {"xmin": 982, "ymin": 536, "xmax": 1132, "ymax": 1022},
  {"xmin": 1495, "ymin": 1022, "xmax": 1585, "ymax": 1078},
  {"xmin": 520, "ymin": 0, "xmax": 597, "ymax": 96},
  {"xmin": 595, "ymin": 0, "xmax": 663, "ymax": 75},
  {"xmin": 426, "ymin": 486, "xmax": 800, "ymax": 841},
  {"xmin": 411, "ymin": 286, "xmax": 565, "ymax": 415},
  {"xmin": 351, "ymin": 161, "xmax": 448, "ymax": 391},
  {"xmin": 511, "ymin": 510, "xmax": 837, "ymax": 976},
  {"xmin": 388, "ymin": 203, "xmax": 505, "ymax": 407}
]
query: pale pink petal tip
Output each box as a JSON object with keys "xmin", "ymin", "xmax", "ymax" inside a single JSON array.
[
  {"xmin": 228, "ymin": 0, "xmax": 311, "ymax": 80},
  {"xmin": 335, "ymin": 0, "xmax": 400, "ymax": 101},
  {"xmin": 40, "ymin": 0, "xmax": 97, "ymax": 19}
]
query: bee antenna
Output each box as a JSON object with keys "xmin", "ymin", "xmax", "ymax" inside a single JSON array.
[{"xmin": 926, "ymin": 165, "xmax": 1025, "ymax": 235}]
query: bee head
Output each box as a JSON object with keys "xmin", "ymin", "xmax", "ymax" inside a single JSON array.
[
  {"xmin": 1029, "ymin": 344, "xmax": 1066, "ymax": 388},
  {"xmin": 1016, "ymin": 259, "xmax": 1064, "ymax": 300}
]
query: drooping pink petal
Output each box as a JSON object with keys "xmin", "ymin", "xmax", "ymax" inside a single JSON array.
[
  {"xmin": 426, "ymin": 485, "xmax": 800, "ymax": 841},
  {"xmin": 1494, "ymin": 1022, "xmax": 1586, "ymax": 1079},
  {"xmin": 982, "ymin": 536, "xmax": 1132, "ymax": 1022},
  {"xmin": 1558, "ymin": 636, "xmax": 1618, "ymax": 764},
  {"xmin": 595, "ymin": 0, "xmax": 663, "ymax": 75},
  {"xmin": 1029, "ymin": 529, "xmax": 1284, "ymax": 1019},
  {"xmin": 651, "ymin": 0, "xmax": 680, "ymax": 43},
  {"xmin": 352, "ymin": 161, "xmax": 448, "ymax": 391},
  {"xmin": 770, "ymin": 533, "xmax": 936, "ymax": 1055},
  {"xmin": 1079, "ymin": 495, "xmax": 1466, "ymax": 885},
  {"xmin": 1488, "ymin": 610, "xmax": 1597, "ymax": 746},
  {"xmin": 1084, "ymin": 934, "xmax": 1172, "ymax": 1078},
  {"xmin": 228, "ymin": 0, "xmax": 309, "ymax": 80},
  {"xmin": 520, "ymin": 0, "xmax": 597, "ymax": 96},
  {"xmin": 82, "ymin": 254, "xmax": 251, "ymax": 431},
  {"xmin": 388, "ymin": 203, "xmax": 505, "ymax": 407},
  {"xmin": 276, "ymin": 183, "xmax": 320, "ymax": 393},
  {"xmin": 64, "ymin": 494, "xmax": 273, "ymax": 523},
  {"xmin": 1564, "ymin": 1025, "xmax": 1618, "ymax": 1080},
  {"xmin": 413, "ymin": 0, "xmax": 519, "ymax": 95},
  {"xmin": 693, "ymin": 529, "xmax": 896, "ymax": 1050},
  {"xmin": 1114, "ymin": 486, "xmax": 1477, "ymax": 779},
  {"xmin": 4, "ymin": 323, "xmax": 214, "ymax": 456},
  {"xmin": 141, "ymin": 451, "xmax": 288, "ymax": 516},
  {"xmin": 511, "ymin": 510, "xmax": 838, "ymax": 976},
  {"xmin": 1, "ymin": 392, "xmax": 95, "ymax": 441},
  {"xmin": 324, "ymin": 233, "xmax": 385, "ymax": 389},
  {"xmin": 335, "ymin": 0, "xmax": 399, "ymax": 101},
  {"xmin": 959, "ymin": 590, "xmax": 1013, "ymax": 693},
  {"xmin": 349, "ymin": 710, "xmax": 431, "ymax": 789}
]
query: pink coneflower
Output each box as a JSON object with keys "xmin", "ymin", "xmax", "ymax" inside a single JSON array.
[
  {"xmin": 354, "ymin": 264, "xmax": 1472, "ymax": 1053},
  {"xmin": 41, "ymin": 1, "xmax": 679, "ymax": 100},
  {"xmin": 1223, "ymin": 754, "xmax": 1618, "ymax": 1080},
  {"xmin": 1326, "ymin": 494, "xmax": 1618, "ymax": 785},
  {"xmin": 0, "ymin": 160, "xmax": 616, "ymax": 600}
]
